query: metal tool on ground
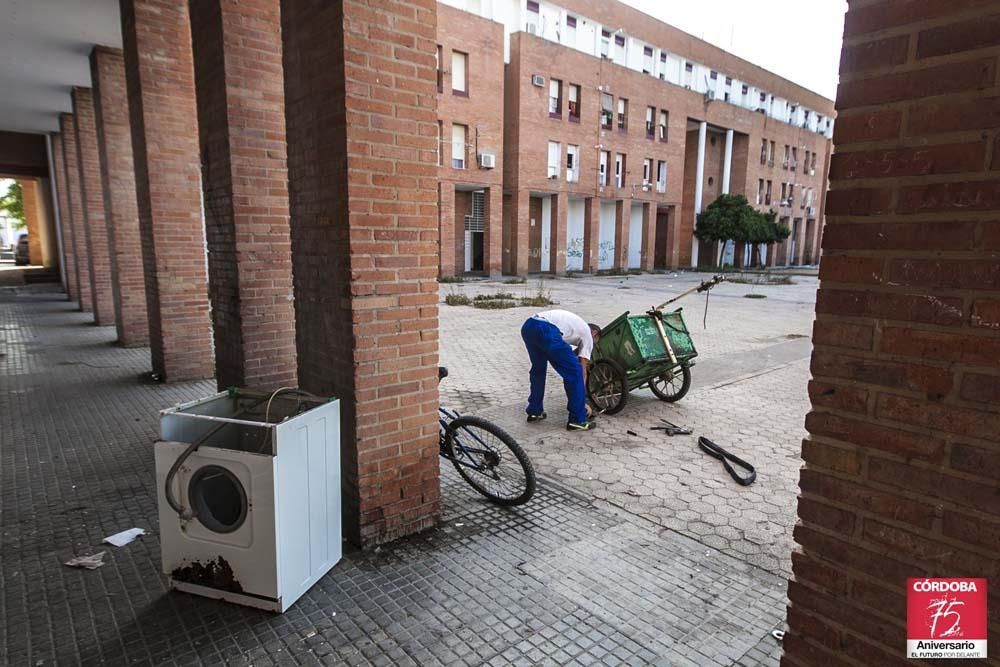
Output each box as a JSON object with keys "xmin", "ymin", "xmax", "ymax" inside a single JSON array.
[
  {"xmin": 697, "ymin": 436, "xmax": 757, "ymax": 486},
  {"xmin": 650, "ymin": 419, "xmax": 692, "ymax": 436}
]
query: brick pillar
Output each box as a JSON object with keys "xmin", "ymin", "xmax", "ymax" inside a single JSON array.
[
  {"xmin": 189, "ymin": 0, "xmax": 297, "ymax": 391},
  {"xmin": 72, "ymin": 87, "xmax": 116, "ymax": 326},
  {"xmin": 510, "ymin": 190, "xmax": 530, "ymax": 275},
  {"xmin": 121, "ymin": 0, "xmax": 214, "ymax": 382},
  {"xmin": 640, "ymin": 202, "xmax": 655, "ymax": 271},
  {"xmin": 282, "ymin": 0, "xmax": 440, "ymax": 547},
  {"xmin": 550, "ymin": 192, "xmax": 568, "ymax": 275},
  {"xmin": 438, "ymin": 181, "xmax": 456, "ymax": 277},
  {"xmin": 59, "ymin": 114, "xmax": 93, "ymax": 313},
  {"xmin": 484, "ymin": 186, "xmax": 502, "ymax": 278},
  {"xmin": 91, "ymin": 47, "xmax": 149, "ymax": 348},
  {"xmin": 784, "ymin": 4, "xmax": 1000, "ymax": 666},
  {"xmin": 21, "ymin": 180, "xmax": 42, "ymax": 265},
  {"xmin": 582, "ymin": 197, "xmax": 598, "ymax": 273},
  {"xmin": 51, "ymin": 135, "xmax": 76, "ymax": 299},
  {"xmin": 613, "ymin": 199, "xmax": 628, "ymax": 270}
]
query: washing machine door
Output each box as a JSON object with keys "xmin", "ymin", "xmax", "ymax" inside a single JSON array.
[{"xmin": 188, "ymin": 464, "xmax": 249, "ymax": 534}]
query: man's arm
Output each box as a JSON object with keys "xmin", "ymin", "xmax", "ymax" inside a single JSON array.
[{"xmin": 579, "ymin": 356, "xmax": 589, "ymax": 384}]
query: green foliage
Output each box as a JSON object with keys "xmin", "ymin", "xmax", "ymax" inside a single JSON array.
[
  {"xmin": 473, "ymin": 298, "xmax": 517, "ymax": 309},
  {"xmin": 0, "ymin": 180, "xmax": 25, "ymax": 228},
  {"xmin": 744, "ymin": 293, "xmax": 768, "ymax": 299},
  {"xmin": 445, "ymin": 293, "xmax": 471, "ymax": 306},
  {"xmin": 474, "ymin": 292, "xmax": 516, "ymax": 301},
  {"xmin": 438, "ymin": 275, "xmax": 464, "ymax": 283},
  {"xmin": 695, "ymin": 194, "xmax": 755, "ymax": 244},
  {"xmin": 504, "ymin": 277, "xmax": 527, "ymax": 284}
]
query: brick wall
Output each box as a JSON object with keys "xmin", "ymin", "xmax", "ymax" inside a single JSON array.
[
  {"xmin": 120, "ymin": 0, "xmax": 214, "ymax": 381},
  {"xmin": 784, "ymin": 2, "xmax": 1000, "ymax": 665},
  {"xmin": 282, "ymin": 0, "xmax": 441, "ymax": 547},
  {"xmin": 72, "ymin": 87, "xmax": 116, "ymax": 326},
  {"xmin": 91, "ymin": 47, "xmax": 149, "ymax": 348},
  {"xmin": 50, "ymin": 135, "xmax": 75, "ymax": 299},
  {"xmin": 59, "ymin": 113, "xmax": 93, "ymax": 313},
  {"xmin": 190, "ymin": 0, "xmax": 297, "ymax": 391},
  {"xmin": 20, "ymin": 179, "xmax": 43, "ymax": 265}
]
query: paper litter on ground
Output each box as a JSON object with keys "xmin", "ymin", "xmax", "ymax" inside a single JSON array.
[
  {"xmin": 65, "ymin": 552, "xmax": 106, "ymax": 569},
  {"xmin": 103, "ymin": 527, "xmax": 145, "ymax": 547}
]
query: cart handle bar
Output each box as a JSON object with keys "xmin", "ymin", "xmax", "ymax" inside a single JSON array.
[{"xmin": 653, "ymin": 275, "xmax": 726, "ymax": 311}]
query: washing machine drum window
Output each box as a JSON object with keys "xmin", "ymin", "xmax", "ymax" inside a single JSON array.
[{"xmin": 188, "ymin": 465, "xmax": 248, "ymax": 533}]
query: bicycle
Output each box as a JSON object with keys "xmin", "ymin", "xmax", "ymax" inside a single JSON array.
[{"xmin": 437, "ymin": 367, "xmax": 536, "ymax": 506}]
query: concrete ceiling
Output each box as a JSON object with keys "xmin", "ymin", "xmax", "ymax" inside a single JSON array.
[{"xmin": 0, "ymin": 0, "xmax": 121, "ymax": 135}]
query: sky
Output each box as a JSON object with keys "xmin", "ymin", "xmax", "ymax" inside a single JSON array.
[{"xmin": 624, "ymin": 0, "xmax": 848, "ymax": 100}]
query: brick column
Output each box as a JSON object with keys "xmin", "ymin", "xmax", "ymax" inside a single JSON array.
[
  {"xmin": 72, "ymin": 87, "xmax": 116, "ymax": 326},
  {"xmin": 640, "ymin": 202, "xmax": 655, "ymax": 271},
  {"xmin": 438, "ymin": 181, "xmax": 456, "ymax": 277},
  {"xmin": 282, "ymin": 0, "xmax": 440, "ymax": 547},
  {"xmin": 189, "ymin": 0, "xmax": 297, "ymax": 391},
  {"xmin": 510, "ymin": 190, "xmax": 530, "ymax": 275},
  {"xmin": 582, "ymin": 197, "xmax": 598, "ymax": 273},
  {"xmin": 91, "ymin": 47, "xmax": 149, "ymax": 348},
  {"xmin": 784, "ymin": 4, "xmax": 1000, "ymax": 666},
  {"xmin": 51, "ymin": 135, "xmax": 76, "ymax": 299},
  {"xmin": 121, "ymin": 0, "xmax": 214, "ymax": 381},
  {"xmin": 21, "ymin": 180, "xmax": 42, "ymax": 265},
  {"xmin": 59, "ymin": 114, "xmax": 92, "ymax": 313},
  {"xmin": 613, "ymin": 199, "xmax": 628, "ymax": 270},
  {"xmin": 484, "ymin": 186, "xmax": 502, "ymax": 278},
  {"xmin": 550, "ymin": 192, "xmax": 568, "ymax": 275}
]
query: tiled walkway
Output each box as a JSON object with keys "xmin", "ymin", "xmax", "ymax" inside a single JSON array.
[{"xmin": 0, "ymin": 286, "xmax": 786, "ymax": 666}]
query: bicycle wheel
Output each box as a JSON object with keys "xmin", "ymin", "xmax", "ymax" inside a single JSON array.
[
  {"xmin": 649, "ymin": 366, "xmax": 691, "ymax": 402},
  {"xmin": 445, "ymin": 415, "xmax": 536, "ymax": 506}
]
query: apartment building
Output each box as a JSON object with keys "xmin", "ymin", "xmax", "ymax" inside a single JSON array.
[{"xmin": 439, "ymin": 0, "xmax": 835, "ymax": 274}]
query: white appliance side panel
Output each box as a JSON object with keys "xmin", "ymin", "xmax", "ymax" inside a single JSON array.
[{"xmin": 275, "ymin": 399, "xmax": 342, "ymax": 612}]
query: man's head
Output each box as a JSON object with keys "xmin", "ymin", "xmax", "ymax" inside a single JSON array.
[{"xmin": 589, "ymin": 323, "xmax": 602, "ymax": 346}]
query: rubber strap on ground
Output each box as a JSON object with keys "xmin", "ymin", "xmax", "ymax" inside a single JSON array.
[{"xmin": 697, "ymin": 436, "xmax": 757, "ymax": 486}]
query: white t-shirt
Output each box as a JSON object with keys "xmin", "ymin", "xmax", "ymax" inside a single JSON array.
[{"xmin": 534, "ymin": 310, "xmax": 595, "ymax": 360}]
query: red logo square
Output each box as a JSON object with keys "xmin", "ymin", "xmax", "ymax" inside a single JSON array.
[{"xmin": 907, "ymin": 578, "xmax": 987, "ymax": 659}]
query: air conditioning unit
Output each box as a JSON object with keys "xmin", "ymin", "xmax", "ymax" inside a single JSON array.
[
  {"xmin": 809, "ymin": 168, "xmax": 816, "ymax": 176},
  {"xmin": 526, "ymin": 23, "xmax": 538, "ymax": 35},
  {"xmin": 479, "ymin": 153, "xmax": 496, "ymax": 169},
  {"xmin": 807, "ymin": 206, "xmax": 816, "ymax": 216},
  {"xmin": 531, "ymin": 74, "xmax": 545, "ymax": 87},
  {"xmin": 704, "ymin": 89, "xmax": 716, "ymax": 102}
]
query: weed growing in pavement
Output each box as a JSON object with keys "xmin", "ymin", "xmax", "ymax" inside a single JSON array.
[
  {"xmin": 444, "ymin": 284, "xmax": 471, "ymax": 306},
  {"xmin": 744, "ymin": 293, "xmax": 768, "ymax": 299},
  {"xmin": 472, "ymin": 298, "xmax": 518, "ymax": 309},
  {"xmin": 474, "ymin": 292, "xmax": 516, "ymax": 301},
  {"xmin": 438, "ymin": 275, "xmax": 464, "ymax": 283},
  {"xmin": 504, "ymin": 277, "xmax": 527, "ymax": 285},
  {"xmin": 519, "ymin": 278, "xmax": 555, "ymax": 307}
]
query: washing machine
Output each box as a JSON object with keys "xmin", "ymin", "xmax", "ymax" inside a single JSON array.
[{"xmin": 155, "ymin": 389, "xmax": 341, "ymax": 612}]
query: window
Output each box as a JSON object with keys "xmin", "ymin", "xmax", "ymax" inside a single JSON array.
[
  {"xmin": 760, "ymin": 139, "xmax": 767, "ymax": 165},
  {"xmin": 643, "ymin": 46, "xmax": 654, "ymax": 74},
  {"xmin": 780, "ymin": 182, "xmax": 787, "ymax": 204},
  {"xmin": 601, "ymin": 29, "xmax": 611, "ymax": 58},
  {"xmin": 657, "ymin": 160, "xmax": 667, "ymax": 193},
  {"xmin": 725, "ymin": 76, "xmax": 733, "ymax": 86},
  {"xmin": 643, "ymin": 158, "xmax": 653, "ymax": 185},
  {"xmin": 765, "ymin": 180, "xmax": 772, "ymax": 206},
  {"xmin": 568, "ymin": 84, "xmax": 581, "ymax": 121},
  {"xmin": 547, "ymin": 141, "xmax": 561, "ymax": 178},
  {"xmin": 710, "ymin": 70, "xmax": 718, "ymax": 80},
  {"xmin": 452, "ymin": 123, "xmax": 467, "ymax": 168},
  {"xmin": 601, "ymin": 93, "xmax": 613, "ymax": 129},
  {"xmin": 782, "ymin": 145, "xmax": 790, "ymax": 170},
  {"xmin": 549, "ymin": 78, "xmax": 562, "ymax": 117},
  {"xmin": 788, "ymin": 184, "xmax": 795, "ymax": 207},
  {"xmin": 617, "ymin": 98, "xmax": 628, "ymax": 131},
  {"xmin": 646, "ymin": 107, "xmax": 655, "ymax": 138},
  {"xmin": 451, "ymin": 51, "xmax": 468, "ymax": 95},
  {"xmin": 804, "ymin": 150, "xmax": 810, "ymax": 174},
  {"xmin": 599, "ymin": 150, "xmax": 609, "ymax": 186},
  {"xmin": 768, "ymin": 141, "xmax": 775, "ymax": 167},
  {"xmin": 567, "ymin": 145, "xmax": 580, "ymax": 182},
  {"xmin": 526, "ymin": 0, "xmax": 539, "ymax": 32},
  {"xmin": 684, "ymin": 62, "xmax": 693, "ymax": 88},
  {"xmin": 615, "ymin": 153, "xmax": 625, "ymax": 188},
  {"xmin": 436, "ymin": 120, "xmax": 442, "ymax": 166},
  {"xmin": 614, "ymin": 34, "xmax": 626, "ymax": 63},
  {"xmin": 791, "ymin": 147, "xmax": 798, "ymax": 171},
  {"xmin": 659, "ymin": 110, "xmax": 668, "ymax": 141},
  {"xmin": 757, "ymin": 179, "xmax": 764, "ymax": 205},
  {"xmin": 566, "ymin": 15, "xmax": 576, "ymax": 43},
  {"xmin": 436, "ymin": 45, "xmax": 443, "ymax": 93},
  {"xmin": 659, "ymin": 52, "xmax": 667, "ymax": 80},
  {"xmin": 811, "ymin": 152, "xmax": 818, "ymax": 174},
  {"xmin": 685, "ymin": 62, "xmax": 694, "ymax": 72}
]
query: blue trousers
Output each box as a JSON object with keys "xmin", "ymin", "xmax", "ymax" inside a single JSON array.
[{"xmin": 521, "ymin": 317, "xmax": 588, "ymax": 424}]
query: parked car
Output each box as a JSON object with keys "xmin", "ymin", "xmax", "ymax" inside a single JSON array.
[{"xmin": 14, "ymin": 233, "xmax": 29, "ymax": 265}]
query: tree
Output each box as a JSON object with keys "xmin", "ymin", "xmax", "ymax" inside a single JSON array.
[
  {"xmin": 0, "ymin": 180, "xmax": 25, "ymax": 230},
  {"xmin": 694, "ymin": 194, "xmax": 757, "ymax": 267}
]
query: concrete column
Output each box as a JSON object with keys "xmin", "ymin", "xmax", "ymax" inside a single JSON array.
[
  {"xmin": 121, "ymin": 0, "xmax": 214, "ymax": 382},
  {"xmin": 582, "ymin": 197, "xmax": 598, "ymax": 273},
  {"xmin": 550, "ymin": 192, "xmax": 568, "ymax": 275},
  {"xmin": 484, "ymin": 186, "xmax": 502, "ymax": 278},
  {"xmin": 613, "ymin": 199, "xmax": 628, "ymax": 270},
  {"xmin": 511, "ymin": 190, "xmax": 531, "ymax": 275},
  {"xmin": 59, "ymin": 113, "xmax": 92, "ymax": 313},
  {"xmin": 21, "ymin": 180, "xmax": 43, "ymax": 265},
  {"xmin": 692, "ymin": 120, "xmax": 707, "ymax": 268},
  {"xmin": 72, "ymin": 87, "xmax": 116, "ymax": 326},
  {"xmin": 640, "ymin": 202, "xmax": 655, "ymax": 271},
  {"xmin": 282, "ymin": 0, "xmax": 441, "ymax": 547},
  {"xmin": 91, "ymin": 47, "xmax": 149, "ymax": 348},
  {"xmin": 722, "ymin": 128, "xmax": 734, "ymax": 194},
  {"xmin": 438, "ymin": 181, "xmax": 456, "ymax": 277},
  {"xmin": 189, "ymin": 0, "xmax": 297, "ymax": 391}
]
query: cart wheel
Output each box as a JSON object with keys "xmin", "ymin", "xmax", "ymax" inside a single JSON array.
[
  {"xmin": 649, "ymin": 366, "xmax": 691, "ymax": 403},
  {"xmin": 587, "ymin": 359, "xmax": 628, "ymax": 415}
]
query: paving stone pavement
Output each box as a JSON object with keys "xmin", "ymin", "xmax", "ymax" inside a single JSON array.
[
  {"xmin": 1, "ymin": 284, "xmax": 789, "ymax": 666},
  {"xmin": 440, "ymin": 272, "xmax": 817, "ymax": 576}
]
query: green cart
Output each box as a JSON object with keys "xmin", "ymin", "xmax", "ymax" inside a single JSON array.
[{"xmin": 586, "ymin": 276, "xmax": 724, "ymax": 415}]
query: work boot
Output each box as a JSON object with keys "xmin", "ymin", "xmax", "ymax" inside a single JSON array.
[
  {"xmin": 526, "ymin": 412, "xmax": 547, "ymax": 423},
  {"xmin": 566, "ymin": 420, "xmax": 597, "ymax": 431}
]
